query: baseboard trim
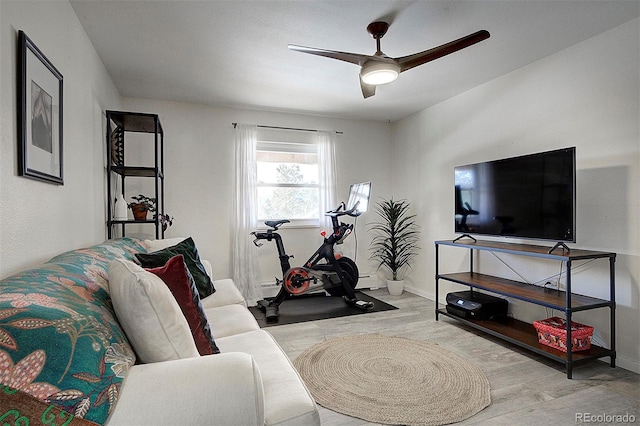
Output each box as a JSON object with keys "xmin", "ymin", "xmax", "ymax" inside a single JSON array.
[
  {"xmin": 615, "ymin": 357, "xmax": 640, "ymax": 374},
  {"xmin": 403, "ymin": 284, "xmax": 432, "ymax": 300}
]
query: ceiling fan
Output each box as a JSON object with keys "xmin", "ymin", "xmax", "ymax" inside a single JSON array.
[{"xmin": 288, "ymin": 22, "xmax": 490, "ymax": 98}]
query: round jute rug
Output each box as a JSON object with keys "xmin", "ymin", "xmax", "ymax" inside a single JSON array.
[{"xmin": 293, "ymin": 333, "xmax": 490, "ymax": 426}]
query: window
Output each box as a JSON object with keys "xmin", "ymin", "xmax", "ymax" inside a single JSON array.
[{"xmin": 257, "ymin": 140, "xmax": 319, "ymax": 224}]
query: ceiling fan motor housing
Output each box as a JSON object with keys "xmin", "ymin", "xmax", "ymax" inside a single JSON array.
[{"xmin": 360, "ymin": 60, "xmax": 400, "ymax": 85}]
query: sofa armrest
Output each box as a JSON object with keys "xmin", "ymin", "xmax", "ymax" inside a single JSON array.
[
  {"xmin": 202, "ymin": 278, "xmax": 248, "ymax": 308},
  {"xmin": 107, "ymin": 353, "xmax": 264, "ymax": 426}
]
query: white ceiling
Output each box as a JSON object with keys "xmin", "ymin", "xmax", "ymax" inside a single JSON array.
[{"xmin": 69, "ymin": 0, "xmax": 639, "ymax": 122}]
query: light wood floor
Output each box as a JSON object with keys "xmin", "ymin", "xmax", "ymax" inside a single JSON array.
[{"xmin": 266, "ymin": 289, "xmax": 639, "ymax": 426}]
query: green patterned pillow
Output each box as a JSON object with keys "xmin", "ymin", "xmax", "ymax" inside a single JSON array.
[
  {"xmin": 0, "ymin": 385, "xmax": 98, "ymax": 425},
  {"xmin": 0, "ymin": 238, "xmax": 144, "ymax": 424}
]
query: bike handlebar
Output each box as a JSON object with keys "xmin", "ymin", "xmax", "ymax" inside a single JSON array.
[
  {"xmin": 326, "ymin": 201, "xmax": 361, "ymax": 218},
  {"xmin": 256, "ymin": 202, "xmax": 359, "ymax": 237}
]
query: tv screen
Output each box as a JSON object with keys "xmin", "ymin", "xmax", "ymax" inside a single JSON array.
[
  {"xmin": 454, "ymin": 147, "xmax": 576, "ymax": 242},
  {"xmin": 347, "ymin": 181, "xmax": 371, "ymax": 213}
]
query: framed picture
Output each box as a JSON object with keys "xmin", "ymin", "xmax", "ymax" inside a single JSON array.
[{"xmin": 18, "ymin": 30, "xmax": 63, "ymax": 185}]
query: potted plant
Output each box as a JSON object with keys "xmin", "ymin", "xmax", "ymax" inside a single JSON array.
[
  {"xmin": 369, "ymin": 198, "xmax": 420, "ymax": 295},
  {"xmin": 155, "ymin": 213, "xmax": 175, "ymax": 232},
  {"xmin": 127, "ymin": 194, "xmax": 156, "ymax": 221}
]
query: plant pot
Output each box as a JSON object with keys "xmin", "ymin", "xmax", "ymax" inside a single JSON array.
[
  {"xmin": 387, "ymin": 279, "xmax": 404, "ymax": 296},
  {"xmin": 130, "ymin": 203, "xmax": 148, "ymax": 221}
]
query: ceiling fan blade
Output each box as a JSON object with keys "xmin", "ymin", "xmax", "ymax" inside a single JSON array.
[
  {"xmin": 360, "ymin": 78, "xmax": 376, "ymax": 98},
  {"xmin": 288, "ymin": 44, "xmax": 387, "ymax": 67},
  {"xmin": 397, "ymin": 30, "xmax": 490, "ymax": 72}
]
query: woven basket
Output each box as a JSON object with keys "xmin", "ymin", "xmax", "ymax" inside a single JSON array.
[{"xmin": 533, "ymin": 316, "xmax": 593, "ymax": 352}]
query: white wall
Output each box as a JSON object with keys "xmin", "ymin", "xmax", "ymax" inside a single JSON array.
[
  {"xmin": 0, "ymin": 1, "xmax": 122, "ymax": 278},
  {"xmin": 119, "ymin": 98, "xmax": 392, "ymax": 284},
  {"xmin": 391, "ymin": 19, "xmax": 639, "ymax": 373}
]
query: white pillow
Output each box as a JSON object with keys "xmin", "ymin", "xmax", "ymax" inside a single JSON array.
[
  {"xmin": 144, "ymin": 237, "xmax": 187, "ymax": 253},
  {"xmin": 108, "ymin": 258, "xmax": 199, "ymax": 363}
]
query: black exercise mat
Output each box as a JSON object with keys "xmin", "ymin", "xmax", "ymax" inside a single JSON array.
[{"xmin": 249, "ymin": 291, "xmax": 397, "ymax": 327}]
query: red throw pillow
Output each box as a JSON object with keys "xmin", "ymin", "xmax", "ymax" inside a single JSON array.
[{"xmin": 146, "ymin": 254, "xmax": 219, "ymax": 355}]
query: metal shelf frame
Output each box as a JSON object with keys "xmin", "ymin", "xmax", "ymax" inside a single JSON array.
[
  {"xmin": 435, "ymin": 239, "xmax": 616, "ymax": 379},
  {"xmin": 106, "ymin": 110, "xmax": 164, "ymax": 239}
]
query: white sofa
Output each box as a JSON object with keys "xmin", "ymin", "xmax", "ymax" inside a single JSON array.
[{"xmin": 107, "ymin": 238, "xmax": 320, "ymax": 426}]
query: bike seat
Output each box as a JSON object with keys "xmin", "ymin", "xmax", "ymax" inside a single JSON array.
[{"xmin": 264, "ymin": 219, "xmax": 290, "ymax": 229}]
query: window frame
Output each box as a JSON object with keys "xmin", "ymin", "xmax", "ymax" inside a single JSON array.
[{"xmin": 256, "ymin": 139, "xmax": 321, "ymax": 228}]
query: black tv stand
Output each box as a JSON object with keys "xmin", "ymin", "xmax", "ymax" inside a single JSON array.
[
  {"xmin": 549, "ymin": 241, "xmax": 571, "ymax": 254},
  {"xmin": 435, "ymin": 239, "xmax": 616, "ymax": 379}
]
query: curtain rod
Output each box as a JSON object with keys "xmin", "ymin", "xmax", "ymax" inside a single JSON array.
[{"xmin": 232, "ymin": 122, "xmax": 343, "ymax": 135}]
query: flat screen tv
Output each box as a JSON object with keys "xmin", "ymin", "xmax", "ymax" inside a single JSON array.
[{"xmin": 454, "ymin": 147, "xmax": 576, "ymax": 242}]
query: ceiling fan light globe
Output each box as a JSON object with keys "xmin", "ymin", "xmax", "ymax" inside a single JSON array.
[{"xmin": 360, "ymin": 61, "xmax": 400, "ymax": 85}]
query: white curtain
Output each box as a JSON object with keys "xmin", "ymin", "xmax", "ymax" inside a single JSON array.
[
  {"xmin": 232, "ymin": 124, "xmax": 261, "ymax": 305},
  {"xmin": 317, "ymin": 131, "xmax": 337, "ymax": 228}
]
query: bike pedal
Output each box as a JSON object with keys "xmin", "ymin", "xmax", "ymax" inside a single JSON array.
[
  {"xmin": 354, "ymin": 300, "xmax": 374, "ymax": 311},
  {"xmin": 344, "ymin": 297, "xmax": 375, "ymax": 311}
]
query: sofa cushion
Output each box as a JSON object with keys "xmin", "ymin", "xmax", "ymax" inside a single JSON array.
[
  {"xmin": 202, "ymin": 278, "xmax": 247, "ymax": 309},
  {"xmin": 108, "ymin": 258, "xmax": 200, "ymax": 363},
  {"xmin": 145, "ymin": 254, "xmax": 219, "ymax": 355},
  {"xmin": 144, "ymin": 237, "xmax": 189, "ymax": 253},
  {"xmin": 204, "ymin": 304, "xmax": 260, "ymax": 339},
  {"xmin": 136, "ymin": 237, "xmax": 215, "ymax": 299},
  {"xmin": 216, "ymin": 330, "xmax": 320, "ymax": 426}
]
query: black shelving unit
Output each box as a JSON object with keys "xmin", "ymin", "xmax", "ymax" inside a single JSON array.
[
  {"xmin": 435, "ymin": 239, "xmax": 616, "ymax": 379},
  {"xmin": 106, "ymin": 110, "xmax": 164, "ymax": 239}
]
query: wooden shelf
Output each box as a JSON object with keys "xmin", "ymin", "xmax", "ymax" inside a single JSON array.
[
  {"xmin": 436, "ymin": 239, "xmax": 615, "ymax": 261},
  {"xmin": 438, "ymin": 272, "xmax": 611, "ymax": 311},
  {"xmin": 109, "ymin": 219, "xmax": 155, "ymax": 225},
  {"xmin": 107, "ymin": 110, "xmax": 164, "ymax": 133},
  {"xmin": 437, "ymin": 309, "xmax": 613, "ymax": 364},
  {"xmin": 111, "ymin": 166, "xmax": 163, "ymax": 178}
]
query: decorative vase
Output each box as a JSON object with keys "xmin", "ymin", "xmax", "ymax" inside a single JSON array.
[
  {"xmin": 113, "ymin": 179, "xmax": 128, "ymax": 220},
  {"xmin": 387, "ymin": 279, "xmax": 404, "ymax": 296},
  {"xmin": 131, "ymin": 204, "xmax": 148, "ymax": 221},
  {"xmin": 114, "ymin": 194, "xmax": 128, "ymax": 220}
]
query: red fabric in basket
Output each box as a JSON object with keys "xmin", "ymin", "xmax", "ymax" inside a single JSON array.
[{"xmin": 533, "ymin": 316, "xmax": 593, "ymax": 352}]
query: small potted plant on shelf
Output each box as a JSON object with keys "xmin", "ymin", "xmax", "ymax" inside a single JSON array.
[
  {"xmin": 155, "ymin": 213, "xmax": 175, "ymax": 232},
  {"xmin": 128, "ymin": 194, "xmax": 156, "ymax": 221},
  {"xmin": 368, "ymin": 198, "xmax": 420, "ymax": 295}
]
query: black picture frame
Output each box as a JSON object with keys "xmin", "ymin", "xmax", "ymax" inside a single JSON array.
[{"xmin": 18, "ymin": 30, "xmax": 64, "ymax": 185}]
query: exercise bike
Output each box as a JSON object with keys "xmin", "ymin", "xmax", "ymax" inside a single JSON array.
[{"xmin": 251, "ymin": 201, "xmax": 374, "ymax": 322}]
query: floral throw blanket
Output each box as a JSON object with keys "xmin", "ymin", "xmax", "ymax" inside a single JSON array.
[{"xmin": 0, "ymin": 238, "xmax": 146, "ymax": 424}]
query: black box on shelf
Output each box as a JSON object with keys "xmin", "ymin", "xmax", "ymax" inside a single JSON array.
[{"xmin": 446, "ymin": 290, "xmax": 508, "ymax": 320}]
